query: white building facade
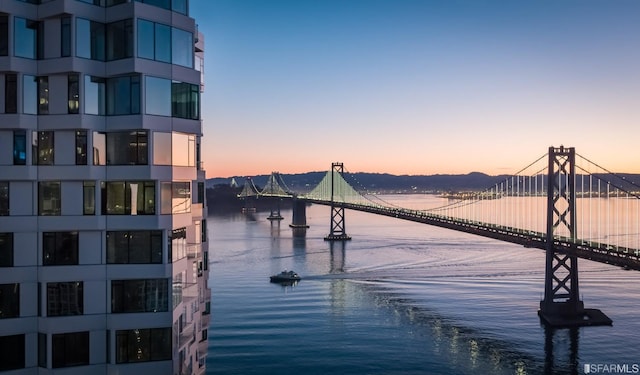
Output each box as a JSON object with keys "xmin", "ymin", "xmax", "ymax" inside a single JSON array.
[{"xmin": 0, "ymin": 0, "xmax": 210, "ymax": 374}]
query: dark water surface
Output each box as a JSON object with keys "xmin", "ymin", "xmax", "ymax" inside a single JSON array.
[{"xmin": 208, "ymin": 196, "xmax": 640, "ymax": 374}]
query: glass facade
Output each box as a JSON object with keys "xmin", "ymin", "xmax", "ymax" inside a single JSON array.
[
  {"xmin": 61, "ymin": 16, "xmax": 71, "ymax": 57},
  {"xmin": 5, "ymin": 74, "xmax": 16, "ymax": 113},
  {"xmin": 0, "ymin": 2, "xmax": 207, "ymax": 372},
  {"xmin": 23, "ymin": 75, "xmax": 37, "ymax": 114},
  {"xmin": 106, "ymin": 131, "xmax": 148, "ymax": 165},
  {"xmin": 68, "ymin": 74, "xmax": 79, "ymax": 114},
  {"xmin": 111, "ymin": 278, "xmax": 168, "ymax": 313},
  {"xmin": 38, "ymin": 181, "xmax": 61, "ymax": 215},
  {"xmin": 84, "ymin": 76, "xmax": 106, "ymax": 115},
  {"xmin": 14, "ymin": 17, "xmax": 41, "ymax": 59},
  {"xmin": 52, "ymin": 332, "xmax": 89, "ymax": 368},
  {"xmin": 76, "ymin": 130, "xmax": 87, "ymax": 165},
  {"xmin": 83, "ymin": 181, "xmax": 95, "ymax": 215},
  {"xmin": 106, "ymin": 75, "xmax": 140, "ymax": 115},
  {"xmin": 13, "ymin": 130, "xmax": 26, "ymax": 165},
  {"xmin": 172, "ymin": 27, "xmax": 193, "ymax": 68},
  {"xmin": 35, "ymin": 131, "xmax": 54, "ymax": 165},
  {"xmin": 0, "ymin": 283, "xmax": 19, "ymax": 318},
  {"xmin": 47, "ymin": 282, "xmax": 83, "ymax": 316},
  {"xmin": 43, "ymin": 232, "xmax": 79, "ymax": 265},
  {"xmin": 107, "ymin": 19, "xmax": 133, "ymax": 60},
  {"xmin": 106, "ymin": 230, "xmax": 163, "ymax": 264},
  {"xmin": 0, "ymin": 15, "xmax": 7, "ymax": 56},
  {"xmin": 0, "ymin": 181, "xmax": 7, "ymax": 215},
  {"xmin": 115, "ymin": 327, "xmax": 171, "ymax": 363},
  {"xmin": 76, "ymin": 18, "xmax": 105, "ymax": 61},
  {"xmin": 161, "ymin": 181, "xmax": 191, "ymax": 214},
  {"xmin": 0, "ymin": 233, "xmax": 12, "ymax": 267},
  {"xmin": 102, "ymin": 181, "xmax": 155, "ymax": 215},
  {"xmin": 0, "ymin": 334, "xmax": 24, "ymax": 371}
]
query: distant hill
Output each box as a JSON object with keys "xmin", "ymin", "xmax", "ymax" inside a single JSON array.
[
  {"xmin": 208, "ymin": 171, "xmax": 512, "ymax": 193},
  {"xmin": 208, "ymin": 171, "xmax": 640, "ymax": 194}
]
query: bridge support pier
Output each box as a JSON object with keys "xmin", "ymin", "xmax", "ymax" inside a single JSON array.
[
  {"xmin": 267, "ymin": 198, "xmax": 284, "ymax": 221},
  {"xmin": 538, "ymin": 146, "xmax": 611, "ymax": 327},
  {"xmin": 324, "ymin": 163, "xmax": 351, "ymax": 241},
  {"xmin": 289, "ymin": 198, "xmax": 309, "ymax": 229}
]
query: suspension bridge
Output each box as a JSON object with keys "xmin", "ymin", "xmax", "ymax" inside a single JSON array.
[{"xmin": 237, "ymin": 146, "xmax": 640, "ymax": 327}]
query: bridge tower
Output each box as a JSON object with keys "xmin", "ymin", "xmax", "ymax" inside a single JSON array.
[
  {"xmin": 324, "ymin": 163, "xmax": 352, "ymax": 241},
  {"xmin": 539, "ymin": 146, "xmax": 611, "ymax": 327}
]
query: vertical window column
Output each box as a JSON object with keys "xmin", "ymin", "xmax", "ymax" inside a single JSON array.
[
  {"xmin": 4, "ymin": 74, "xmax": 16, "ymax": 113},
  {"xmin": 68, "ymin": 74, "xmax": 79, "ymax": 114},
  {"xmin": 75, "ymin": 130, "xmax": 87, "ymax": 165},
  {"xmin": 0, "ymin": 182, "xmax": 8, "ymax": 216}
]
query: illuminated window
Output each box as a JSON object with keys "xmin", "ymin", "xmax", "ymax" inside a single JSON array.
[{"xmin": 115, "ymin": 328, "xmax": 171, "ymax": 364}]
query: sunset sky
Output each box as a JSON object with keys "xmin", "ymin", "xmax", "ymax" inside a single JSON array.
[{"xmin": 191, "ymin": 0, "xmax": 640, "ymax": 178}]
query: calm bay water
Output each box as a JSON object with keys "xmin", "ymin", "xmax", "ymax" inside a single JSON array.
[{"xmin": 207, "ymin": 195, "xmax": 640, "ymax": 374}]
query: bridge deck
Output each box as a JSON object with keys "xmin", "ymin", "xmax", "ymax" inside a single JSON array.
[{"xmin": 303, "ymin": 199, "xmax": 640, "ymax": 272}]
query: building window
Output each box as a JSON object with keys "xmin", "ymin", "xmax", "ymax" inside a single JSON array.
[
  {"xmin": 13, "ymin": 130, "xmax": 26, "ymax": 165},
  {"xmin": 52, "ymin": 331, "xmax": 89, "ymax": 368},
  {"xmin": 115, "ymin": 328, "xmax": 171, "ymax": 364},
  {"xmin": 172, "ymin": 81, "xmax": 199, "ymax": 120},
  {"xmin": 68, "ymin": 74, "xmax": 79, "ymax": 114},
  {"xmin": 106, "ymin": 19, "xmax": 133, "ymax": 60},
  {"xmin": 38, "ymin": 76, "xmax": 49, "ymax": 114},
  {"xmin": 23, "ymin": 75, "xmax": 37, "ymax": 114},
  {"xmin": 137, "ymin": 19, "xmax": 171, "ymax": 63},
  {"xmin": 5, "ymin": 73, "xmax": 16, "ymax": 113},
  {"xmin": 172, "ymin": 133, "xmax": 195, "ymax": 167},
  {"xmin": 14, "ymin": 17, "xmax": 41, "ymax": 59},
  {"xmin": 135, "ymin": 0, "xmax": 170, "ymax": 11},
  {"xmin": 38, "ymin": 333, "xmax": 46, "ymax": 368},
  {"xmin": 83, "ymin": 181, "xmax": 95, "ymax": 215},
  {"xmin": 76, "ymin": 18, "xmax": 105, "ymax": 61},
  {"xmin": 84, "ymin": 76, "xmax": 105, "ymax": 115},
  {"xmin": 102, "ymin": 181, "xmax": 155, "ymax": 215},
  {"xmin": 0, "ymin": 15, "xmax": 7, "ymax": 56},
  {"xmin": 106, "ymin": 231, "xmax": 162, "ymax": 264},
  {"xmin": 92, "ymin": 131, "xmax": 106, "ymax": 165},
  {"xmin": 201, "ymin": 219, "xmax": 207, "ymax": 243},
  {"xmin": 111, "ymin": 279, "xmax": 168, "ymax": 313},
  {"xmin": 0, "ymin": 182, "xmax": 8, "ymax": 216},
  {"xmin": 47, "ymin": 282, "xmax": 83, "ymax": 316},
  {"xmin": 0, "ymin": 283, "xmax": 19, "ymax": 319},
  {"xmin": 38, "ymin": 181, "xmax": 61, "ymax": 216},
  {"xmin": 161, "ymin": 181, "xmax": 191, "ymax": 214},
  {"xmin": 76, "ymin": 130, "xmax": 87, "ymax": 165},
  {"xmin": 172, "ymin": 0, "xmax": 187, "ymax": 14},
  {"xmin": 0, "ymin": 334, "xmax": 25, "ymax": 371},
  {"xmin": 106, "ymin": 131, "xmax": 148, "ymax": 165},
  {"xmin": 197, "ymin": 182, "xmax": 204, "ymax": 204},
  {"xmin": 106, "ymin": 75, "xmax": 140, "ymax": 115},
  {"xmin": 61, "ymin": 16, "xmax": 71, "ymax": 57},
  {"xmin": 172, "ymin": 27, "xmax": 193, "ymax": 68},
  {"xmin": 152, "ymin": 132, "xmax": 172, "ymax": 165},
  {"xmin": 35, "ymin": 131, "xmax": 54, "ymax": 165},
  {"xmin": 169, "ymin": 228, "xmax": 186, "ymax": 263},
  {"xmin": 43, "ymin": 231, "xmax": 79, "ymax": 266},
  {"xmin": 0, "ymin": 233, "xmax": 13, "ymax": 267},
  {"xmin": 145, "ymin": 76, "xmax": 171, "ymax": 116}
]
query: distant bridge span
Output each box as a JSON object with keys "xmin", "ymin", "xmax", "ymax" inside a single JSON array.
[{"xmin": 238, "ymin": 147, "xmax": 640, "ymax": 327}]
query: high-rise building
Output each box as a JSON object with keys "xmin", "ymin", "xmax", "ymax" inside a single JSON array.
[{"xmin": 0, "ymin": 1, "xmax": 210, "ymax": 374}]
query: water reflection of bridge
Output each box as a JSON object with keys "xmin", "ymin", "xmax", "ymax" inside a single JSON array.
[{"xmin": 238, "ymin": 146, "xmax": 640, "ymax": 327}]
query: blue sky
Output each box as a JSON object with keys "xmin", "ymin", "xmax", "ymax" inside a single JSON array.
[{"xmin": 191, "ymin": 0, "xmax": 640, "ymax": 177}]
